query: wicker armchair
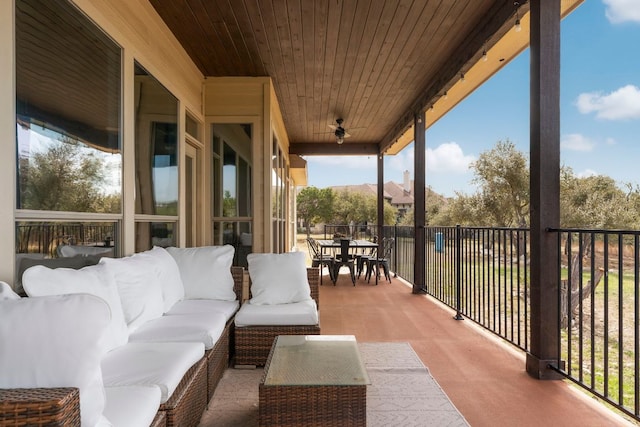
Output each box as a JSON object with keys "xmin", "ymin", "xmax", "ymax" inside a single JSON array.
[{"xmin": 234, "ymin": 267, "xmax": 320, "ymax": 366}]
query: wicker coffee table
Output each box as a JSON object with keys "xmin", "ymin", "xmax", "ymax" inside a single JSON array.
[{"xmin": 258, "ymin": 335, "xmax": 370, "ymax": 427}]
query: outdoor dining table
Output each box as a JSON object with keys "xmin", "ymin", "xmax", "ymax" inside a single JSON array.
[{"xmin": 315, "ymin": 239, "xmax": 379, "ymax": 285}]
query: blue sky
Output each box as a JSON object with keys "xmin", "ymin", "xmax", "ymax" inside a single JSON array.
[{"xmin": 305, "ymin": 0, "xmax": 640, "ymax": 197}]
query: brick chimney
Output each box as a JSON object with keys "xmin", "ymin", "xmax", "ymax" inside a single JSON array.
[{"xmin": 403, "ymin": 170, "xmax": 411, "ymax": 193}]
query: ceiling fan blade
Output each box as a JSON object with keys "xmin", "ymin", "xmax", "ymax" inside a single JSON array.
[
  {"xmin": 344, "ymin": 131, "xmax": 351, "ymax": 138},
  {"xmin": 328, "ymin": 124, "xmax": 338, "ymax": 130}
]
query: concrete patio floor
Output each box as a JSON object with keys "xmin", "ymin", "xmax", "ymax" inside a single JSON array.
[{"xmin": 318, "ymin": 269, "xmax": 635, "ymax": 427}]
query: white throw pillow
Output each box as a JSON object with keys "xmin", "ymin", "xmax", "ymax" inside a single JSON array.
[
  {"xmin": 139, "ymin": 247, "xmax": 185, "ymax": 312},
  {"xmin": 0, "ymin": 281, "xmax": 20, "ymax": 300},
  {"xmin": 0, "ymin": 294, "xmax": 110, "ymax": 426},
  {"xmin": 22, "ymin": 264, "xmax": 129, "ymax": 352},
  {"xmin": 166, "ymin": 246, "xmax": 236, "ymax": 301},
  {"xmin": 247, "ymin": 252, "xmax": 311, "ymax": 305},
  {"xmin": 99, "ymin": 255, "xmax": 165, "ymax": 332}
]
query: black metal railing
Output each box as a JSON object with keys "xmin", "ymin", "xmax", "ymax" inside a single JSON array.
[
  {"xmin": 549, "ymin": 228, "xmax": 640, "ymax": 421},
  {"xmin": 321, "ymin": 223, "xmax": 640, "ymax": 420},
  {"xmin": 422, "ymin": 226, "xmax": 531, "ymax": 351}
]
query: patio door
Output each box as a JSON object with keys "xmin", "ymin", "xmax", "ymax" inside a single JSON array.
[{"xmin": 185, "ymin": 142, "xmax": 201, "ymax": 247}]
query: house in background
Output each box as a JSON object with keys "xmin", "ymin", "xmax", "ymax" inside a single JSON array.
[{"xmin": 331, "ymin": 171, "xmax": 447, "ymax": 221}]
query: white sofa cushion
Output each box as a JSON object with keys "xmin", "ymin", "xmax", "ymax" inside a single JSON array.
[
  {"xmin": 234, "ymin": 299, "xmax": 318, "ymax": 327},
  {"xmin": 0, "ymin": 294, "xmax": 110, "ymax": 426},
  {"xmin": 101, "ymin": 342, "xmax": 204, "ymax": 403},
  {"xmin": 247, "ymin": 252, "xmax": 311, "ymax": 305},
  {"xmin": 166, "ymin": 299, "xmax": 239, "ymax": 321},
  {"xmin": 166, "ymin": 245, "xmax": 236, "ymax": 301},
  {"xmin": 128, "ymin": 312, "xmax": 227, "ymax": 350},
  {"xmin": 104, "ymin": 385, "xmax": 161, "ymax": 427},
  {"xmin": 22, "ymin": 263, "xmax": 129, "ymax": 352},
  {"xmin": 0, "ymin": 281, "xmax": 20, "ymax": 300},
  {"xmin": 140, "ymin": 246, "xmax": 185, "ymax": 312},
  {"xmin": 99, "ymin": 255, "xmax": 164, "ymax": 332}
]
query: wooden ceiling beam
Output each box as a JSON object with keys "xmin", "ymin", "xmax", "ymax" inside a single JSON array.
[
  {"xmin": 380, "ymin": 0, "xmax": 530, "ymax": 153},
  {"xmin": 289, "ymin": 142, "xmax": 379, "ymax": 156}
]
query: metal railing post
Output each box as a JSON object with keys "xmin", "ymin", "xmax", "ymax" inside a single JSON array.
[{"xmin": 455, "ymin": 224, "xmax": 464, "ymax": 320}]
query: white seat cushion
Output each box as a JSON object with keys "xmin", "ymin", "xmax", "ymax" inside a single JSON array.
[
  {"xmin": 101, "ymin": 342, "xmax": 204, "ymax": 403},
  {"xmin": 234, "ymin": 299, "xmax": 318, "ymax": 327},
  {"xmin": 166, "ymin": 299, "xmax": 239, "ymax": 321},
  {"xmin": 103, "ymin": 385, "xmax": 161, "ymax": 427},
  {"xmin": 128, "ymin": 312, "xmax": 227, "ymax": 350},
  {"xmin": 0, "ymin": 294, "xmax": 111, "ymax": 426}
]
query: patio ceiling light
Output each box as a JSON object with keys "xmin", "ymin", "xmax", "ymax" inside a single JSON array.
[
  {"xmin": 330, "ymin": 118, "xmax": 349, "ymax": 144},
  {"xmin": 514, "ymin": 1, "xmax": 522, "ymax": 32}
]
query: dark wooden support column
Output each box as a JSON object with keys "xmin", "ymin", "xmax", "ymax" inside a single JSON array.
[
  {"xmin": 413, "ymin": 112, "xmax": 426, "ymax": 294},
  {"xmin": 377, "ymin": 153, "xmax": 384, "ymax": 252},
  {"xmin": 527, "ymin": 0, "xmax": 563, "ymax": 379}
]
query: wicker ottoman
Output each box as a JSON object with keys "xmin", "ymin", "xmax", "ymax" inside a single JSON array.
[{"xmin": 258, "ymin": 335, "xmax": 370, "ymax": 427}]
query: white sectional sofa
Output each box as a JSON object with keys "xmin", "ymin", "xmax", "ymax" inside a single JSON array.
[{"xmin": 0, "ymin": 245, "xmax": 244, "ymax": 427}]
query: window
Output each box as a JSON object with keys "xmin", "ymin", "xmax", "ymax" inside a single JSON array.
[
  {"xmin": 212, "ymin": 124, "xmax": 252, "ymax": 266},
  {"xmin": 272, "ymin": 139, "xmax": 287, "ymax": 253},
  {"xmin": 15, "ymin": 0, "xmax": 122, "ymax": 259},
  {"xmin": 16, "ymin": 0, "xmax": 122, "ymax": 214},
  {"xmin": 134, "ymin": 62, "xmax": 179, "ymax": 250}
]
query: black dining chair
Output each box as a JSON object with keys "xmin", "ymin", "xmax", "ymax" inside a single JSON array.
[
  {"xmin": 366, "ymin": 237, "xmax": 395, "ymax": 284},
  {"xmin": 356, "ymin": 236, "xmax": 377, "ymax": 279},
  {"xmin": 307, "ymin": 237, "xmax": 336, "ymax": 284},
  {"xmin": 332, "ymin": 238, "xmax": 356, "ymax": 286}
]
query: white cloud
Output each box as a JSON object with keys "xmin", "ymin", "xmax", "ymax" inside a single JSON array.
[
  {"xmin": 561, "ymin": 133, "xmax": 595, "ymax": 152},
  {"xmin": 426, "ymin": 142, "xmax": 475, "ymax": 173},
  {"xmin": 576, "ymin": 85, "xmax": 640, "ymax": 120},
  {"xmin": 605, "ymin": 137, "xmax": 617, "ymax": 145},
  {"xmin": 577, "ymin": 169, "xmax": 599, "ymax": 178},
  {"xmin": 603, "ymin": 0, "xmax": 640, "ymax": 24},
  {"xmin": 387, "ymin": 151, "xmax": 414, "ymax": 176}
]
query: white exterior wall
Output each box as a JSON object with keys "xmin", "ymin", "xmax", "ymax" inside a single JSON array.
[{"xmin": 0, "ymin": 0, "xmax": 16, "ymax": 283}]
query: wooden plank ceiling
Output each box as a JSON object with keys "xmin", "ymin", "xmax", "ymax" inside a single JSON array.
[{"xmin": 150, "ymin": 0, "xmax": 528, "ymax": 155}]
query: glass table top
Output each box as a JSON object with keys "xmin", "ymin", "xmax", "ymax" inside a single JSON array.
[{"xmin": 263, "ymin": 335, "xmax": 371, "ymax": 386}]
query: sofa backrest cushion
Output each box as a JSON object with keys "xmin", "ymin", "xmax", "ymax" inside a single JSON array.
[
  {"xmin": 139, "ymin": 246, "xmax": 185, "ymax": 312},
  {"xmin": 22, "ymin": 263, "xmax": 129, "ymax": 352},
  {"xmin": 15, "ymin": 254, "xmax": 101, "ymax": 296},
  {"xmin": 0, "ymin": 294, "xmax": 111, "ymax": 426},
  {"xmin": 247, "ymin": 251, "xmax": 311, "ymax": 305},
  {"xmin": 166, "ymin": 245, "xmax": 236, "ymax": 301},
  {"xmin": 0, "ymin": 281, "xmax": 20, "ymax": 300},
  {"xmin": 99, "ymin": 255, "xmax": 165, "ymax": 332}
]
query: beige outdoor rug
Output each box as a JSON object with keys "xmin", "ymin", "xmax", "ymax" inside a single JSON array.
[{"xmin": 199, "ymin": 342, "xmax": 469, "ymax": 426}]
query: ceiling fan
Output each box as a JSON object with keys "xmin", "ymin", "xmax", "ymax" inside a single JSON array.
[{"xmin": 328, "ymin": 118, "xmax": 351, "ymax": 144}]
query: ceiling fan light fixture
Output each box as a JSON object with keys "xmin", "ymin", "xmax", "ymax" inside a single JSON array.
[{"xmin": 333, "ymin": 118, "xmax": 347, "ymax": 144}]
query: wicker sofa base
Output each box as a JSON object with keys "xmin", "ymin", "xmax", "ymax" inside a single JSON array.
[
  {"xmin": 234, "ymin": 324, "xmax": 320, "ymax": 366},
  {"xmin": 159, "ymin": 357, "xmax": 208, "ymax": 427},
  {"xmin": 205, "ymin": 321, "xmax": 231, "ymax": 401},
  {"xmin": 150, "ymin": 410, "xmax": 167, "ymax": 427},
  {"xmin": 0, "ymin": 387, "xmax": 80, "ymax": 426}
]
